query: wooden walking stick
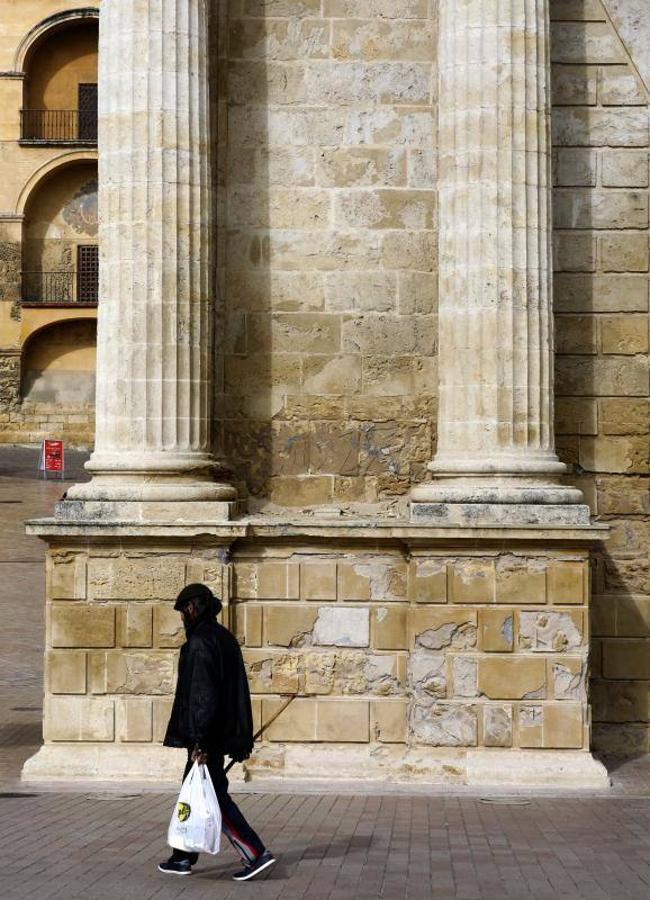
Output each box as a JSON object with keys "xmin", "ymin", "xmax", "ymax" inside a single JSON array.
[{"xmin": 224, "ymin": 693, "xmax": 297, "ymax": 774}]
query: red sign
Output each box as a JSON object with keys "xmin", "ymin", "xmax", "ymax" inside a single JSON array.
[{"xmin": 39, "ymin": 440, "xmax": 65, "ymax": 477}]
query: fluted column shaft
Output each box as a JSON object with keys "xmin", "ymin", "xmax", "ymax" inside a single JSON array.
[
  {"xmin": 414, "ymin": 0, "xmax": 581, "ymax": 508},
  {"xmin": 71, "ymin": 0, "xmax": 234, "ymax": 503}
]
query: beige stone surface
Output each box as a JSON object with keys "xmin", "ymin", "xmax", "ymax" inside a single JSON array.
[
  {"xmin": 478, "ymin": 658, "xmax": 547, "ymax": 701},
  {"xmin": 13, "ymin": 0, "xmax": 649, "ymax": 778},
  {"xmin": 48, "ymin": 650, "xmax": 87, "ymax": 695}
]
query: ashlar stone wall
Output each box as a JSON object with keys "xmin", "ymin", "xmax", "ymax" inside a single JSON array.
[
  {"xmin": 40, "ymin": 536, "xmax": 592, "ymax": 781},
  {"xmin": 216, "ymin": 0, "xmax": 438, "ymax": 510},
  {"xmin": 550, "ymin": 0, "xmax": 650, "ymax": 753}
]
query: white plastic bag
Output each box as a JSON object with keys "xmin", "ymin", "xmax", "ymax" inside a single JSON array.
[{"xmin": 168, "ymin": 761, "xmax": 222, "ymax": 855}]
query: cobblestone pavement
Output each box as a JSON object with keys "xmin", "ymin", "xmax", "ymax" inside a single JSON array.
[{"xmin": 1, "ymin": 447, "xmax": 650, "ymax": 899}]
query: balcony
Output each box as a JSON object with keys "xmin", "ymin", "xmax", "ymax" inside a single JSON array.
[
  {"xmin": 22, "ymin": 270, "xmax": 98, "ymax": 306},
  {"xmin": 20, "ymin": 109, "xmax": 97, "ymax": 145}
]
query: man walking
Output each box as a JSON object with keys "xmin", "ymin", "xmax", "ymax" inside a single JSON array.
[{"xmin": 158, "ymin": 583, "xmax": 275, "ymax": 882}]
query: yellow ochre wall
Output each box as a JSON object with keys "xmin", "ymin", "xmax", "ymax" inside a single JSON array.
[{"xmin": 0, "ymin": 2, "xmax": 99, "ymax": 444}]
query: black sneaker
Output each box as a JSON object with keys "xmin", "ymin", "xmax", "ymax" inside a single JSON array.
[
  {"xmin": 232, "ymin": 850, "xmax": 276, "ymax": 882},
  {"xmin": 157, "ymin": 853, "xmax": 197, "ymax": 875}
]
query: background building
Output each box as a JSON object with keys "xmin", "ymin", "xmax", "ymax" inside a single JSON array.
[
  {"xmin": 0, "ymin": 1, "xmax": 646, "ymax": 784},
  {"xmin": 0, "ymin": 3, "xmax": 98, "ymax": 445}
]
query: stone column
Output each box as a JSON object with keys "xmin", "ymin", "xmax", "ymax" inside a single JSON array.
[
  {"xmin": 67, "ymin": 0, "xmax": 236, "ymax": 512},
  {"xmin": 412, "ymin": 0, "xmax": 586, "ymax": 523}
]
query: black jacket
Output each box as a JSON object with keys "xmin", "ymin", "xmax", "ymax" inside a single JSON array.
[{"xmin": 164, "ymin": 617, "xmax": 254, "ymax": 759}]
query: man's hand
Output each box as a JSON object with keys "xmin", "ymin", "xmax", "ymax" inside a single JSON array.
[{"xmin": 191, "ymin": 746, "xmax": 208, "ymax": 765}]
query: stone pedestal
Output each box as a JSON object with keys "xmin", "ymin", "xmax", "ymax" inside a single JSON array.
[
  {"xmin": 412, "ymin": 0, "xmax": 585, "ymax": 522},
  {"xmin": 23, "ymin": 519, "xmax": 608, "ymax": 789},
  {"xmin": 65, "ymin": 0, "xmax": 237, "ymax": 514}
]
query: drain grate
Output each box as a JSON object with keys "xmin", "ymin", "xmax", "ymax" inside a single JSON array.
[
  {"xmin": 480, "ymin": 797, "xmax": 531, "ymax": 806},
  {"xmin": 11, "ymin": 707, "xmax": 43, "ymax": 712}
]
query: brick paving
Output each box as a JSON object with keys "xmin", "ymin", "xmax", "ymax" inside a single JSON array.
[{"xmin": 1, "ymin": 447, "xmax": 650, "ymax": 899}]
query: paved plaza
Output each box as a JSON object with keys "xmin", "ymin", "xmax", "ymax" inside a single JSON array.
[{"xmin": 1, "ymin": 447, "xmax": 650, "ymax": 900}]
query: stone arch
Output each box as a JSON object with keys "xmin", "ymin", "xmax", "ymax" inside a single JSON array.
[
  {"xmin": 16, "ymin": 151, "xmax": 97, "ymax": 218},
  {"xmin": 13, "ymin": 7, "xmax": 100, "ymax": 73},
  {"xmin": 21, "ymin": 317, "xmax": 96, "ymax": 405}
]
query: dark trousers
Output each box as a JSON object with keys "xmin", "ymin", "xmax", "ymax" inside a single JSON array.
[{"xmin": 172, "ymin": 751, "xmax": 266, "ymax": 864}]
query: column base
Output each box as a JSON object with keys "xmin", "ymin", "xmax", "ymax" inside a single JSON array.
[
  {"xmin": 22, "ymin": 744, "xmax": 610, "ymax": 790},
  {"xmin": 55, "ymin": 498, "xmax": 244, "ymax": 523},
  {"xmin": 411, "ymin": 502, "xmax": 591, "ymax": 527}
]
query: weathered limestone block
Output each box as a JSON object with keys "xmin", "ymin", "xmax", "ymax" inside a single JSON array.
[
  {"xmin": 410, "ymin": 608, "xmax": 477, "ymax": 651},
  {"xmin": 592, "ymin": 680, "xmax": 649, "ymax": 723},
  {"xmin": 323, "ymin": 0, "xmax": 429, "ymax": 15},
  {"xmin": 479, "ymin": 610, "xmax": 514, "ymax": 653},
  {"xmin": 106, "ymin": 652, "xmax": 175, "ymax": 695},
  {"xmin": 331, "ymin": 19, "xmax": 435, "ymax": 62},
  {"xmin": 337, "ymin": 563, "xmax": 372, "ymax": 601},
  {"xmin": 305, "ymin": 651, "xmax": 336, "ymax": 694},
  {"xmin": 373, "ymin": 607, "xmax": 408, "ymax": 650},
  {"xmin": 519, "ymin": 611, "xmax": 584, "ymax": 652},
  {"xmin": 87, "ymin": 558, "xmax": 186, "ymax": 602},
  {"xmin": 482, "ymin": 706, "xmax": 513, "ymax": 748},
  {"xmin": 555, "ymin": 149, "xmax": 597, "ymax": 187},
  {"xmin": 243, "ymin": 649, "xmax": 276, "ymax": 694},
  {"xmin": 410, "ymin": 702, "xmax": 478, "ymax": 747},
  {"xmin": 316, "ymin": 700, "xmax": 369, "ymax": 742},
  {"xmin": 313, "ymin": 607, "xmax": 370, "ymax": 648},
  {"xmin": 233, "ymin": 604, "xmax": 263, "ymax": 647},
  {"xmin": 602, "ymin": 150, "xmax": 649, "ymax": 187},
  {"xmin": 45, "ymin": 697, "xmax": 115, "ymax": 742},
  {"xmin": 300, "ymin": 562, "xmax": 337, "ymax": 600},
  {"xmin": 153, "ymin": 605, "xmax": 185, "ymax": 649},
  {"xmin": 495, "ymin": 557, "xmax": 547, "ymax": 605},
  {"xmin": 118, "ymin": 606, "xmax": 153, "ymax": 648},
  {"xmin": 316, "ymin": 148, "xmax": 406, "ymax": 189},
  {"xmin": 263, "ymin": 698, "xmax": 317, "ymax": 742},
  {"xmin": 603, "ymin": 640, "xmax": 650, "ymax": 679},
  {"xmin": 48, "ymin": 651, "xmax": 87, "ymax": 695},
  {"xmin": 544, "ymin": 703, "xmax": 584, "ymax": 749},
  {"xmin": 552, "ymin": 109, "xmax": 648, "ymax": 147},
  {"xmin": 478, "ymin": 658, "xmax": 546, "ymax": 700},
  {"xmin": 51, "ymin": 606, "xmax": 115, "ymax": 649},
  {"xmin": 552, "ymin": 64, "xmax": 597, "ymax": 105},
  {"xmin": 553, "ymin": 193, "xmax": 649, "ymax": 231},
  {"xmin": 601, "ymin": 235, "xmax": 649, "ymax": 273},
  {"xmin": 117, "ymin": 698, "xmax": 153, "ymax": 743},
  {"xmin": 552, "ymin": 659, "xmax": 586, "ymax": 701},
  {"xmin": 601, "ymin": 316, "xmax": 649, "ymax": 355},
  {"xmin": 551, "ymin": 22, "xmax": 623, "ymax": 64},
  {"xmin": 547, "ymin": 561, "xmax": 587, "ymax": 605},
  {"xmin": 519, "ymin": 704, "xmax": 544, "ymax": 748},
  {"xmin": 555, "ymin": 274, "xmax": 649, "ymax": 314},
  {"xmin": 449, "ymin": 561, "xmax": 495, "ymax": 605},
  {"xmin": 263, "ymin": 607, "xmax": 318, "ymax": 647},
  {"xmin": 408, "ymin": 651, "xmax": 446, "ymax": 698},
  {"xmin": 49, "ymin": 555, "xmax": 87, "ymax": 601},
  {"xmin": 371, "ymin": 700, "xmax": 408, "ymax": 743},
  {"xmin": 451, "ymin": 657, "xmax": 478, "ymax": 698},
  {"xmin": 153, "ymin": 697, "xmax": 174, "ymax": 743},
  {"xmin": 365, "ymin": 654, "xmax": 404, "ymax": 696},
  {"xmin": 408, "ymin": 559, "xmax": 447, "ymax": 603},
  {"xmin": 256, "ymin": 562, "xmax": 300, "ymax": 600}
]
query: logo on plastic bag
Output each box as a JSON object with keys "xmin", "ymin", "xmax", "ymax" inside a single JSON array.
[{"xmin": 177, "ymin": 802, "xmax": 191, "ymax": 822}]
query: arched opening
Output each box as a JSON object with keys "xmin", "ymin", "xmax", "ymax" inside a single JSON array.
[
  {"xmin": 22, "ymin": 161, "xmax": 98, "ymax": 305},
  {"xmin": 21, "ymin": 14, "xmax": 98, "ymax": 144},
  {"xmin": 22, "ymin": 319, "xmax": 96, "ymax": 405}
]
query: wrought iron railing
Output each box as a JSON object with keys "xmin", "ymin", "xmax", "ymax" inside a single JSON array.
[
  {"xmin": 20, "ymin": 109, "xmax": 98, "ymax": 143},
  {"xmin": 22, "ymin": 271, "xmax": 98, "ymax": 305}
]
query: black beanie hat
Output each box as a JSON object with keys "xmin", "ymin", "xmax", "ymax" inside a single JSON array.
[{"xmin": 174, "ymin": 583, "xmax": 222, "ymax": 616}]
